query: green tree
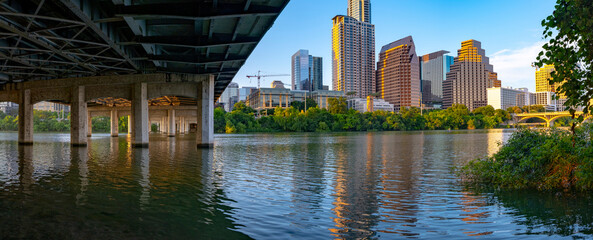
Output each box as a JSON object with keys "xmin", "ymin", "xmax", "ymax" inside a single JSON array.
[
  {"xmin": 535, "ymin": 0, "xmax": 593, "ymax": 118},
  {"xmin": 327, "ymin": 97, "xmax": 348, "ymax": 114}
]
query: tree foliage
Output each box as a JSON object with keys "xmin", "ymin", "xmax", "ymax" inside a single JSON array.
[{"xmin": 535, "ymin": 0, "xmax": 593, "ymax": 117}]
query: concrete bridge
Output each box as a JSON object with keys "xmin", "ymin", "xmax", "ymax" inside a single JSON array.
[
  {"xmin": 0, "ymin": 0, "xmax": 289, "ymax": 147},
  {"xmin": 513, "ymin": 111, "xmax": 591, "ymax": 127}
]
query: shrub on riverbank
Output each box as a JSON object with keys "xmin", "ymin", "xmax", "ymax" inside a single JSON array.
[{"xmin": 459, "ymin": 123, "xmax": 593, "ymax": 190}]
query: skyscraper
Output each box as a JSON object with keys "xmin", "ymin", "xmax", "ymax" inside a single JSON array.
[
  {"xmin": 291, "ymin": 50, "xmax": 323, "ymax": 91},
  {"xmin": 376, "ymin": 36, "xmax": 421, "ymax": 110},
  {"xmin": 535, "ymin": 64, "xmax": 565, "ymax": 98},
  {"xmin": 332, "ymin": 0, "xmax": 375, "ymax": 98},
  {"xmin": 442, "ymin": 40, "xmax": 500, "ymax": 111},
  {"xmin": 419, "ymin": 50, "xmax": 454, "ymax": 106}
]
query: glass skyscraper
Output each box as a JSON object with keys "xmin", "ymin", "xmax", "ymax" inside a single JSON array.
[
  {"xmin": 332, "ymin": 0, "xmax": 375, "ymax": 98},
  {"xmin": 419, "ymin": 50, "xmax": 454, "ymax": 106},
  {"xmin": 291, "ymin": 49, "xmax": 323, "ymax": 91}
]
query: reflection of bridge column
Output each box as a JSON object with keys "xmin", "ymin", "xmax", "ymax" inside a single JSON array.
[
  {"xmin": 18, "ymin": 145, "xmax": 34, "ymax": 192},
  {"xmin": 18, "ymin": 89, "xmax": 33, "ymax": 145},
  {"xmin": 72, "ymin": 146, "xmax": 89, "ymax": 206},
  {"xmin": 132, "ymin": 83, "xmax": 149, "ymax": 147},
  {"xmin": 111, "ymin": 109, "xmax": 119, "ymax": 137},
  {"xmin": 168, "ymin": 109, "xmax": 176, "ymax": 137},
  {"xmin": 135, "ymin": 148, "xmax": 151, "ymax": 210},
  {"xmin": 87, "ymin": 113, "xmax": 92, "ymax": 137},
  {"xmin": 128, "ymin": 115, "xmax": 132, "ymax": 135},
  {"xmin": 197, "ymin": 76, "xmax": 214, "ymax": 148},
  {"xmin": 71, "ymin": 86, "xmax": 88, "ymax": 146}
]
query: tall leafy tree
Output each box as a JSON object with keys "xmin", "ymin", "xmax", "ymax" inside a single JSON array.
[{"xmin": 535, "ymin": 0, "xmax": 593, "ymax": 118}]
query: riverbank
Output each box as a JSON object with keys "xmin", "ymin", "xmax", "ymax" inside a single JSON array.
[
  {"xmin": 459, "ymin": 123, "xmax": 593, "ymax": 190},
  {"xmin": 217, "ymin": 102, "xmax": 512, "ymax": 133}
]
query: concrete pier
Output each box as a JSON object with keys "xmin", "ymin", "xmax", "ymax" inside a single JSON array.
[
  {"xmin": 111, "ymin": 109, "xmax": 119, "ymax": 137},
  {"xmin": 132, "ymin": 83, "xmax": 149, "ymax": 148},
  {"xmin": 18, "ymin": 89, "xmax": 33, "ymax": 145},
  {"xmin": 71, "ymin": 86, "xmax": 88, "ymax": 146},
  {"xmin": 197, "ymin": 76, "xmax": 214, "ymax": 148}
]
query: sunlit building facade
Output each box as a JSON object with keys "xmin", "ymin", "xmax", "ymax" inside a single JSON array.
[
  {"xmin": 535, "ymin": 64, "xmax": 565, "ymax": 98},
  {"xmin": 291, "ymin": 50, "xmax": 323, "ymax": 91},
  {"xmin": 443, "ymin": 40, "xmax": 500, "ymax": 111},
  {"xmin": 419, "ymin": 50, "xmax": 454, "ymax": 107},
  {"xmin": 332, "ymin": 0, "xmax": 375, "ymax": 99},
  {"xmin": 376, "ymin": 36, "xmax": 420, "ymax": 110}
]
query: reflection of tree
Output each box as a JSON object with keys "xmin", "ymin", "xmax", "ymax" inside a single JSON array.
[{"xmin": 482, "ymin": 189, "xmax": 593, "ymax": 236}]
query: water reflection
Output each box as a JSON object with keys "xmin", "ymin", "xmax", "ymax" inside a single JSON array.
[{"xmin": 2, "ymin": 130, "xmax": 593, "ymax": 239}]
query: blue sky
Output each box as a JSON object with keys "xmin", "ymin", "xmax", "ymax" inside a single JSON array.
[{"xmin": 233, "ymin": 0, "xmax": 556, "ymax": 92}]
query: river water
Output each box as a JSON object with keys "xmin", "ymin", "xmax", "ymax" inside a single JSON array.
[{"xmin": 1, "ymin": 130, "xmax": 592, "ymax": 239}]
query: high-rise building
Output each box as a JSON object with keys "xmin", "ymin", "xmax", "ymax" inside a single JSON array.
[
  {"xmin": 291, "ymin": 50, "xmax": 323, "ymax": 91},
  {"xmin": 218, "ymin": 82, "xmax": 239, "ymax": 112},
  {"xmin": 419, "ymin": 50, "xmax": 454, "ymax": 107},
  {"xmin": 332, "ymin": 0, "xmax": 375, "ymax": 99},
  {"xmin": 348, "ymin": 0, "xmax": 371, "ymax": 23},
  {"xmin": 535, "ymin": 64, "xmax": 565, "ymax": 98},
  {"xmin": 376, "ymin": 36, "xmax": 421, "ymax": 110},
  {"xmin": 442, "ymin": 40, "xmax": 500, "ymax": 111},
  {"xmin": 487, "ymin": 87, "xmax": 531, "ymax": 110}
]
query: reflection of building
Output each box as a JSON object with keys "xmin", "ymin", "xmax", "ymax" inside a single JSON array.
[
  {"xmin": 376, "ymin": 36, "xmax": 420, "ymax": 109},
  {"xmin": 34, "ymin": 101, "xmax": 70, "ymax": 113},
  {"xmin": 443, "ymin": 40, "xmax": 500, "ymax": 111},
  {"xmin": 347, "ymin": 97, "xmax": 394, "ymax": 113},
  {"xmin": 291, "ymin": 49, "xmax": 323, "ymax": 91},
  {"xmin": 332, "ymin": 0, "xmax": 375, "ymax": 99},
  {"xmin": 419, "ymin": 50, "xmax": 454, "ymax": 107}
]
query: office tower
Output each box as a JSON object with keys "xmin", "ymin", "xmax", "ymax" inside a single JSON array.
[
  {"xmin": 332, "ymin": 0, "xmax": 375, "ymax": 99},
  {"xmin": 535, "ymin": 64, "xmax": 565, "ymax": 98},
  {"xmin": 419, "ymin": 50, "xmax": 454, "ymax": 106},
  {"xmin": 376, "ymin": 36, "xmax": 421, "ymax": 109},
  {"xmin": 442, "ymin": 40, "xmax": 500, "ymax": 111},
  {"xmin": 291, "ymin": 50, "xmax": 323, "ymax": 91},
  {"xmin": 219, "ymin": 82, "xmax": 239, "ymax": 112},
  {"xmin": 348, "ymin": 0, "xmax": 371, "ymax": 23}
]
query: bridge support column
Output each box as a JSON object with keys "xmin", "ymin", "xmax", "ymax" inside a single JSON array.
[
  {"xmin": 168, "ymin": 109, "xmax": 175, "ymax": 137},
  {"xmin": 87, "ymin": 114, "xmax": 92, "ymax": 137},
  {"xmin": 111, "ymin": 109, "xmax": 118, "ymax": 137},
  {"xmin": 128, "ymin": 115, "xmax": 132, "ymax": 134},
  {"xmin": 71, "ymin": 86, "xmax": 88, "ymax": 146},
  {"xmin": 132, "ymin": 83, "xmax": 149, "ymax": 147},
  {"xmin": 197, "ymin": 76, "xmax": 214, "ymax": 148},
  {"xmin": 179, "ymin": 117, "xmax": 185, "ymax": 134},
  {"xmin": 18, "ymin": 89, "xmax": 33, "ymax": 145}
]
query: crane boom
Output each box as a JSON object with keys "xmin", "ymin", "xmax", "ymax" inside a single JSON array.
[{"xmin": 246, "ymin": 71, "xmax": 290, "ymax": 89}]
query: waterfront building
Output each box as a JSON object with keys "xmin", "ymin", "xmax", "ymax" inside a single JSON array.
[
  {"xmin": 487, "ymin": 87, "xmax": 531, "ymax": 110},
  {"xmin": 332, "ymin": 0, "xmax": 375, "ymax": 98},
  {"xmin": 310, "ymin": 90, "xmax": 345, "ymax": 109},
  {"xmin": 271, "ymin": 81, "xmax": 286, "ymax": 89},
  {"xmin": 347, "ymin": 97, "xmax": 394, "ymax": 113},
  {"xmin": 419, "ymin": 50, "xmax": 454, "ymax": 107},
  {"xmin": 376, "ymin": 36, "xmax": 421, "ymax": 110},
  {"xmin": 0, "ymin": 102, "xmax": 18, "ymax": 115},
  {"xmin": 218, "ymin": 82, "xmax": 240, "ymax": 112},
  {"xmin": 34, "ymin": 101, "xmax": 70, "ymax": 113},
  {"xmin": 239, "ymin": 87, "xmax": 257, "ymax": 102},
  {"xmin": 247, "ymin": 88, "xmax": 344, "ymax": 111},
  {"xmin": 443, "ymin": 40, "xmax": 500, "ymax": 111},
  {"xmin": 291, "ymin": 50, "xmax": 323, "ymax": 91},
  {"xmin": 535, "ymin": 64, "xmax": 566, "ymax": 98}
]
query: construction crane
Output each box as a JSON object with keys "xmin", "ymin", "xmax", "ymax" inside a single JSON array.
[{"xmin": 246, "ymin": 71, "xmax": 290, "ymax": 89}]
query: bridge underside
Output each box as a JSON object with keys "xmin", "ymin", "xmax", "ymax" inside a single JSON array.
[{"xmin": 0, "ymin": 0, "xmax": 289, "ymax": 147}]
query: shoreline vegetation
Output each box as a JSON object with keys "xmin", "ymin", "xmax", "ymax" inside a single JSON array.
[
  {"xmin": 459, "ymin": 124, "xmax": 593, "ymax": 191},
  {"xmin": 216, "ymin": 100, "xmax": 515, "ymax": 134},
  {"xmin": 0, "ymin": 110, "xmax": 128, "ymax": 133}
]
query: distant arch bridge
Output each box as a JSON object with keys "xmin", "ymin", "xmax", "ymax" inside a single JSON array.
[{"xmin": 513, "ymin": 111, "xmax": 591, "ymax": 127}]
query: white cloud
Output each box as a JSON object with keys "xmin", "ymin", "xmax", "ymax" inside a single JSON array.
[{"xmin": 490, "ymin": 41, "xmax": 544, "ymax": 91}]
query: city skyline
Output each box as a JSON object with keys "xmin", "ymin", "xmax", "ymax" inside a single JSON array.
[{"xmin": 232, "ymin": 0, "xmax": 556, "ymax": 92}]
